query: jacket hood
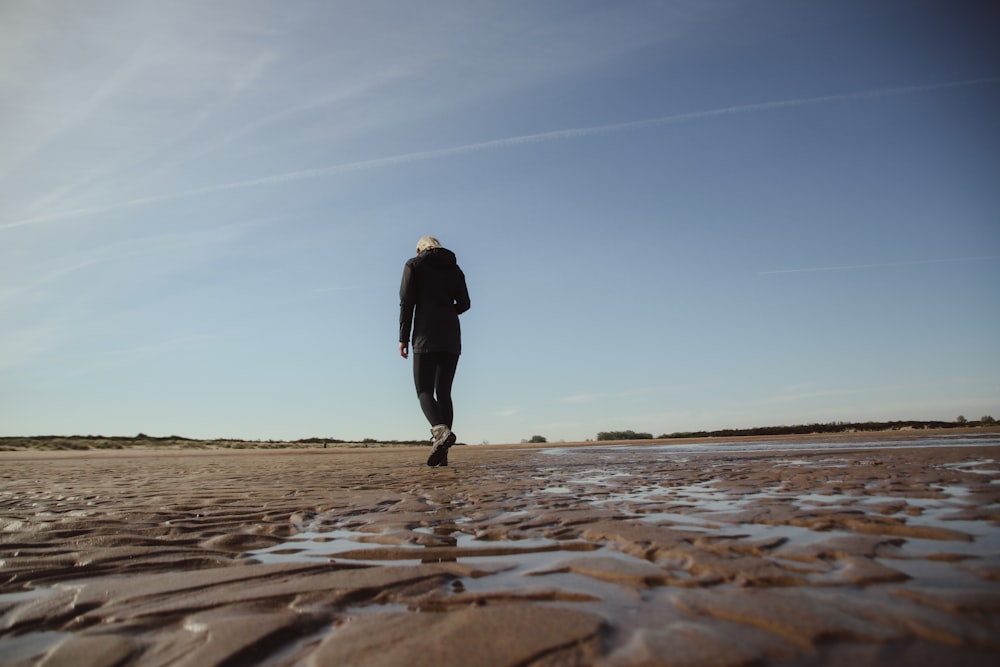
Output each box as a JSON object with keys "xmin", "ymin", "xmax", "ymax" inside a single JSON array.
[{"xmin": 417, "ymin": 247, "xmax": 458, "ymax": 269}]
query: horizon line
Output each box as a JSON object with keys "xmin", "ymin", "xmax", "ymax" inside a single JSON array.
[{"xmin": 2, "ymin": 417, "xmax": 993, "ymax": 443}]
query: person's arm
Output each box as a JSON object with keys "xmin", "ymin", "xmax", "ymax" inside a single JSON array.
[
  {"xmin": 454, "ymin": 267, "xmax": 471, "ymax": 315},
  {"xmin": 399, "ymin": 262, "xmax": 416, "ymax": 358}
]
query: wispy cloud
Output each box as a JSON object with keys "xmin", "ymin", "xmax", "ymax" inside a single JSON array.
[
  {"xmin": 141, "ymin": 62, "xmax": 419, "ymax": 184},
  {"xmin": 228, "ymin": 50, "xmax": 279, "ymax": 95},
  {"xmin": 5, "ymin": 76, "xmax": 997, "ymax": 231},
  {"xmin": 0, "ymin": 34, "xmax": 160, "ymax": 182},
  {"xmin": 0, "ymin": 217, "xmax": 276, "ymax": 306},
  {"xmin": 759, "ymin": 256, "xmax": 999, "ymax": 275}
]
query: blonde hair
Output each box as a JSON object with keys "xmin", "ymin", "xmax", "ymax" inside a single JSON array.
[{"xmin": 416, "ymin": 236, "xmax": 441, "ymax": 253}]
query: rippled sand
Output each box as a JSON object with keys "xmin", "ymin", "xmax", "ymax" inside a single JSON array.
[{"xmin": 2, "ymin": 432, "xmax": 998, "ymax": 666}]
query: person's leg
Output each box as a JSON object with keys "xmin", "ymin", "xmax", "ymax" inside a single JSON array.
[
  {"xmin": 432, "ymin": 354, "xmax": 460, "ymax": 466},
  {"xmin": 413, "ymin": 353, "xmax": 443, "ymax": 427},
  {"xmin": 433, "ymin": 353, "xmax": 460, "ymax": 429},
  {"xmin": 416, "ymin": 353, "xmax": 460, "ymax": 466}
]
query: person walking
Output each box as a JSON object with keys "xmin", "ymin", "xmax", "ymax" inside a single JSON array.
[{"xmin": 399, "ymin": 236, "xmax": 471, "ymax": 466}]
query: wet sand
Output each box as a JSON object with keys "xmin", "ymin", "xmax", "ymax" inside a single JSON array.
[{"xmin": 1, "ymin": 431, "xmax": 998, "ymax": 666}]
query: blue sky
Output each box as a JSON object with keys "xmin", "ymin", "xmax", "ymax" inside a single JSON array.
[{"xmin": 2, "ymin": 1, "xmax": 998, "ymax": 443}]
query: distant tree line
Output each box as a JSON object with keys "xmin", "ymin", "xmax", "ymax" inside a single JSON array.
[
  {"xmin": 597, "ymin": 430, "xmax": 654, "ymax": 441},
  {"xmin": 658, "ymin": 419, "xmax": 995, "ymax": 439},
  {"xmin": 0, "ymin": 434, "xmax": 430, "ymax": 451},
  {"xmin": 590, "ymin": 419, "xmax": 996, "ymax": 441}
]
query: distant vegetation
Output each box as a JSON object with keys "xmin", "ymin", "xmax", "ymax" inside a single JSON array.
[
  {"xmin": 656, "ymin": 418, "xmax": 997, "ymax": 440},
  {"xmin": 597, "ymin": 430, "xmax": 654, "ymax": 441},
  {"xmin": 589, "ymin": 419, "xmax": 997, "ymax": 441},
  {"xmin": 0, "ymin": 434, "xmax": 429, "ymax": 452}
]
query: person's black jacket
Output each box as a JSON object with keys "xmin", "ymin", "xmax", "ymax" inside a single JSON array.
[{"xmin": 399, "ymin": 247, "xmax": 471, "ymax": 354}]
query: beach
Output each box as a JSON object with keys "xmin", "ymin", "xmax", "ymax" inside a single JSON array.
[{"xmin": 1, "ymin": 430, "xmax": 998, "ymax": 666}]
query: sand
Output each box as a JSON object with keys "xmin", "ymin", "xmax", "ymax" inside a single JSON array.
[{"xmin": 1, "ymin": 430, "xmax": 998, "ymax": 666}]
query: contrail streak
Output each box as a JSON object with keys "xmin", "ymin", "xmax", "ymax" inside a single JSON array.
[
  {"xmin": 758, "ymin": 256, "xmax": 999, "ymax": 275},
  {"xmin": 4, "ymin": 76, "xmax": 999, "ymax": 231}
]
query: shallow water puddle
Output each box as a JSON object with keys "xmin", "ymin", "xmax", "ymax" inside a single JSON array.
[
  {"xmin": 0, "ymin": 589, "xmax": 68, "ymax": 661},
  {"xmin": 249, "ymin": 526, "xmax": 574, "ymax": 565},
  {"xmin": 941, "ymin": 459, "xmax": 1000, "ymax": 475},
  {"xmin": 244, "ymin": 522, "xmax": 663, "ymax": 604},
  {"xmin": 567, "ymin": 468, "xmax": 634, "ymax": 486},
  {"xmin": 0, "ymin": 587, "xmax": 55, "ymax": 604},
  {"xmin": 248, "ymin": 529, "xmax": 392, "ymax": 564},
  {"xmin": 577, "ymin": 479, "xmax": 783, "ymax": 515},
  {"xmin": 0, "ymin": 631, "xmax": 70, "ymax": 663},
  {"xmin": 530, "ymin": 446, "xmax": 1000, "ymax": 572}
]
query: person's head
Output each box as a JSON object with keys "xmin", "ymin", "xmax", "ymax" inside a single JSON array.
[{"xmin": 416, "ymin": 236, "xmax": 441, "ymax": 254}]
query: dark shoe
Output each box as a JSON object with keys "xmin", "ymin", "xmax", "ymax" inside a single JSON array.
[{"xmin": 427, "ymin": 428, "xmax": 456, "ymax": 466}]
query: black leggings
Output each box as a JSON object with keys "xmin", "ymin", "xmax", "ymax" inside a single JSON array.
[{"xmin": 413, "ymin": 352, "xmax": 459, "ymax": 429}]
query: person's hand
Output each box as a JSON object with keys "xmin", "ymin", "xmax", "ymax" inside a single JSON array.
[{"xmin": 399, "ymin": 342, "xmax": 409, "ymax": 359}]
